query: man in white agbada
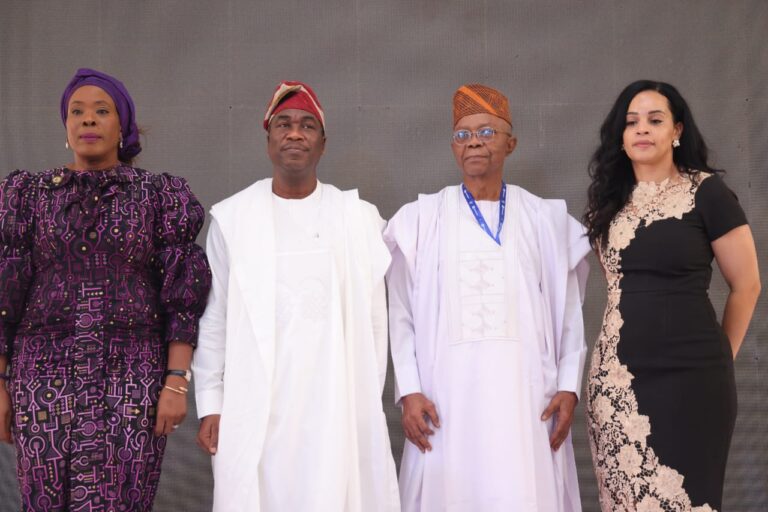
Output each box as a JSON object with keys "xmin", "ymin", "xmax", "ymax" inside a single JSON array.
[
  {"xmin": 385, "ymin": 83, "xmax": 590, "ymax": 512},
  {"xmin": 192, "ymin": 80, "xmax": 400, "ymax": 512}
]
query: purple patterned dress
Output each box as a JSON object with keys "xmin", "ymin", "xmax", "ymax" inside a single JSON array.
[{"xmin": 0, "ymin": 165, "xmax": 211, "ymax": 511}]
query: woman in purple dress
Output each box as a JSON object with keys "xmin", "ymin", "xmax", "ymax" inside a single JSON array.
[{"xmin": 0, "ymin": 68, "xmax": 211, "ymax": 511}]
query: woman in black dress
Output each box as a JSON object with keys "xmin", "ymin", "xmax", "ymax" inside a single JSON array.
[{"xmin": 583, "ymin": 80, "xmax": 760, "ymax": 511}]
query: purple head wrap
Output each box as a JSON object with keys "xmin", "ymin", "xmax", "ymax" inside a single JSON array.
[{"xmin": 60, "ymin": 68, "xmax": 141, "ymax": 161}]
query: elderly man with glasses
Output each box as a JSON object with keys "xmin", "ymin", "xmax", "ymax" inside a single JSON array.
[{"xmin": 385, "ymin": 83, "xmax": 590, "ymax": 511}]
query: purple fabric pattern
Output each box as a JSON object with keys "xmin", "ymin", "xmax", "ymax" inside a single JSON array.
[{"xmin": 0, "ymin": 165, "xmax": 211, "ymax": 511}]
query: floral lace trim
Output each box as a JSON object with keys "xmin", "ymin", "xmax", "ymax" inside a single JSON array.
[{"xmin": 587, "ymin": 172, "xmax": 716, "ymax": 511}]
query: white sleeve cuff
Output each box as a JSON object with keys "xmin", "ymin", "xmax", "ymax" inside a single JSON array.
[
  {"xmin": 394, "ymin": 363, "xmax": 422, "ymax": 404},
  {"xmin": 557, "ymin": 349, "xmax": 586, "ymax": 400},
  {"xmin": 195, "ymin": 387, "xmax": 224, "ymax": 418}
]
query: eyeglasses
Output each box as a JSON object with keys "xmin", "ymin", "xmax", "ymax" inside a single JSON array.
[{"xmin": 452, "ymin": 126, "xmax": 512, "ymax": 145}]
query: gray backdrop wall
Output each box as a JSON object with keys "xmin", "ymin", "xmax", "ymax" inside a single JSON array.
[{"xmin": 1, "ymin": 1, "xmax": 765, "ymax": 510}]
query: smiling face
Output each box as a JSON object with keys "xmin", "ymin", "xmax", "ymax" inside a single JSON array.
[
  {"xmin": 623, "ymin": 90, "xmax": 683, "ymax": 171},
  {"xmin": 267, "ymin": 108, "xmax": 325, "ymax": 178},
  {"xmin": 65, "ymin": 85, "xmax": 122, "ymax": 170},
  {"xmin": 451, "ymin": 113, "xmax": 516, "ymax": 180}
]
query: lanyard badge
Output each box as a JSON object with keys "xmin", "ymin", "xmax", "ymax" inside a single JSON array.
[{"xmin": 461, "ymin": 183, "xmax": 506, "ymax": 245}]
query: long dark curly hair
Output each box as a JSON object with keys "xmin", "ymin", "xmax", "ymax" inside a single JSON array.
[{"xmin": 583, "ymin": 80, "xmax": 721, "ymax": 250}]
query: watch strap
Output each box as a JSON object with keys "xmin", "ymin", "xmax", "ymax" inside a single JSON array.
[{"xmin": 164, "ymin": 369, "xmax": 192, "ymax": 382}]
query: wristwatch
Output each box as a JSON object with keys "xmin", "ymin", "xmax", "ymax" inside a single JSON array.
[{"xmin": 164, "ymin": 369, "xmax": 192, "ymax": 382}]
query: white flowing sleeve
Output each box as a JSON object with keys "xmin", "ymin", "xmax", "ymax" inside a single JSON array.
[
  {"xmin": 383, "ymin": 203, "xmax": 423, "ymax": 404},
  {"xmin": 363, "ymin": 201, "xmax": 391, "ymax": 394},
  {"xmin": 372, "ymin": 279, "xmax": 388, "ymax": 394},
  {"xmin": 556, "ymin": 215, "xmax": 591, "ymax": 398},
  {"xmin": 192, "ymin": 217, "xmax": 229, "ymax": 418}
]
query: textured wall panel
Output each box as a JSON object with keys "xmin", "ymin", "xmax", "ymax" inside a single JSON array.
[{"xmin": 0, "ymin": 1, "xmax": 765, "ymax": 510}]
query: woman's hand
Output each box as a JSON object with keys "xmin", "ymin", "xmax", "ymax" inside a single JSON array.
[
  {"xmin": 0, "ymin": 383, "xmax": 13, "ymax": 444},
  {"xmin": 154, "ymin": 375, "xmax": 188, "ymax": 436}
]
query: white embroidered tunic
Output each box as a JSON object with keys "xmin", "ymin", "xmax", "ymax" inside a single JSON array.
[{"xmin": 386, "ymin": 184, "xmax": 591, "ymax": 512}]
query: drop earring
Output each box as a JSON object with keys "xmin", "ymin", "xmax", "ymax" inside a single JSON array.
[
  {"xmin": 65, "ymin": 139, "xmax": 69, "ymax": 150},
  {"xmin": 672, "ymin": 139, "xmax": 681, "ymax": 148}
]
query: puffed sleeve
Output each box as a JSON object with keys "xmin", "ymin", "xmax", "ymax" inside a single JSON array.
[
  {"xmin": 0, "ymin": 170, "xmax": 36, "ymax": 356},
  {"xmin": 151, "ymin": 173, "xmax": 212, "ymax": 347},
  {"xmin": 696, "ymin": 174, "xmax": 748, "ymax": 241}
]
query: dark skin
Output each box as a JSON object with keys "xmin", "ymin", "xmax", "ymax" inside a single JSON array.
[
  {"xmin": 154, "ymin": 342, "xmax": 193, "ymax": 437},
  {"xmin": 267, "ymin": 108, "xmax": 326, "ymax": 198},
  {"xmin": 196, "ymin": 108, "xmax": 327, "ymax": 455},
  {"xmin": 1, "ymin": 86, "xmax": 191, "ymax": 444},
  {"xmin": 401, "ymin": 112, "xmax": 577, "ymax": 453},
  {"xmin": 0, "ymin": 358, "xmax": 10, "ymax": 443},
  {"xmin": 65, "ymin": 85, "xmax": 121, "ymax": 171}
]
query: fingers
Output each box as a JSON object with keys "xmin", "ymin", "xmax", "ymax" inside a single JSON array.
[
  {"xmin": 154, "ymin": 415, "xmax": 176, "ymax": 437},
  {"xmin": 425, "ymin": 402, "xmax": 440, "ymax": 428},
  {"xmin": 400, "ymin": 394, "xmax": 440, "ymax": 453},
  {"xmin": 0, "ymin": 412, "xmax": 11, "ymax": 444},
  {"xmin": 154, "ymin": 415, "xmax": 167, "ymax": 437},
  {"xmin": 411, "ymin": 416, "xmax": 434, "ymax": 452},
  {"xmin": 155, "ymin": 391, "xmax": 187, "ymax": 437},
  {"xmin": 549, "ymin": 412, "xmax": 572, "ymax": 451},
  {"xmin": 156, "ymin": 414, "xmax": 185, "ymax": 436},
  {"xmin": 197, "ymin": 415, "xmax": 221, "ymax": 455},
  {"xmin": 540, "ymin": 399, "xmax": 558, "ymax": 422},
  {"xmin": 544, "ymin": 395, "xmax": 575, "ymax": 451},
  {"xmin": 0, "ymin": 425, "xmax": 12, "ymax": 444},
  {"xmin": 0, "ymin": 391, "xmax": 12, "ymax": 444},
  {"xmin": 209, "ymin": 418, "xmax": 219, "ymax": 455},
  {"xmin": 195, "ymin": 430, "xmax": 206, "ymax": 452},
  {"xmin": 403, "ymin": 421, "xmax": 432, "ymax": 453},
  {"xmin": 195, "ymin": 421, "xmax": 209, "ymax": 452}
]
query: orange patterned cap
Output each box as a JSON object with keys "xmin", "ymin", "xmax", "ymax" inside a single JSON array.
[{"xmin": 453, "ymin": 84, "xmax": 511, "ymax": 127}]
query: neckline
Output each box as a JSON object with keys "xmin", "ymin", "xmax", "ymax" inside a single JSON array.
[
  {"xmin": 629, "ymin": 173, "xmax": 690, "ymax": 208},
  {"xmin": 63, "ymin": 162, "xmax": 125, "ymax": 173},
  {"xmin": 633, "ymin": 172, "xmax": 689, "ymax": 192},
  {"xmin": 45, "ymin": 164, "xmax": 135, "ymax": 189},
  {"xmin": 272, "ymin": 181, "xmax": 323, "ymax": 202}
]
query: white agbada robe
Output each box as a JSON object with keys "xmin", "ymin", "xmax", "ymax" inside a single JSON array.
[
  {"xmin": 193, "ymin": 178, "xmax": 400, "ymax": 512},
  {"xmin": 385, "ymin": 184, "xmax": 590, "ymax": 512}
]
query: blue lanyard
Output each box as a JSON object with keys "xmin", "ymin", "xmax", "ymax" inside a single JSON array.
[{"xmin": 461, "ymin": 182, "xmax": 506, "ymax": 245}]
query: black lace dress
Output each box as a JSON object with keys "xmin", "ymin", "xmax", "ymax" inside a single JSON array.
[{"xmin": 586, "ymin": 172, "xmax": 746, "ymax": 511}]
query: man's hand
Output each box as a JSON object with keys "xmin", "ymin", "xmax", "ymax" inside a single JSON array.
[
  {"xmin": 197, "ymin": 414, "xmax": 221, "ymax": 455},
  {"xmin": 154, "ymin": 377, "xmax": 188, "ymax": 436},
  {"xmin": 0, "ymin": 384, "xmax": 12, "ymax": 444},
  {"xmin": 401, "ymin": 393, "xmax": 440, "ymax": 453},
  {"xmin": 541, "ymin": 391, "xmax": 578, "ymax": 451}
]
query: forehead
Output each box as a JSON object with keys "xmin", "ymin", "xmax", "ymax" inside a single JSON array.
[
  {"xmin": 272, "ymin": 108, "xmax": 320, "ymax": 123},
  {"xmin": 454, "ymin": 112, "xmax": 509, "ymax": 130},
  {"xmin": 68, "ymin": 84, "xmax": 115, "ymax": 106},
  {"xmin": 627, "ymin": 90, "xmax": 670, "ymax": 114}
]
